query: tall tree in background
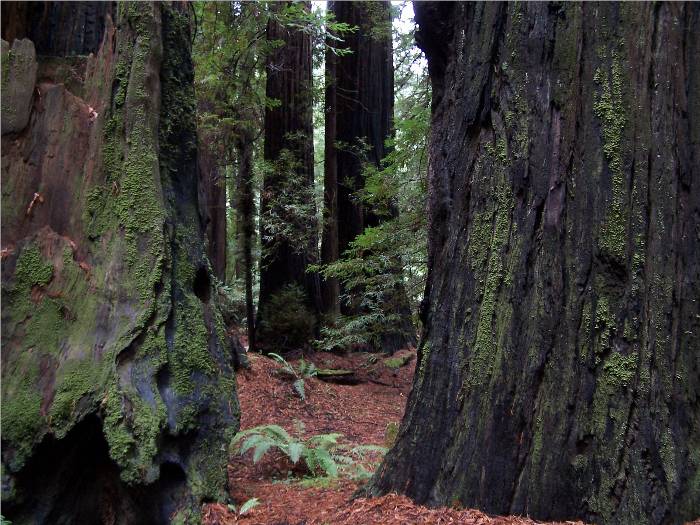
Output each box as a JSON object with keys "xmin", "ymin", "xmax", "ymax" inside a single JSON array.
[
  {"xmin": 322, "ymin": 1, "xmax": 415, "ymax": 352},
  {"xmin": 370, "ymin": 2, "xmax": 700, "ymax": 524},
  {"xmin": 194, "ymin": 2, "xmax": 268, "ymax": 349},
  {"xmin": 198, "ymin": 120, "xmax": 227, "ymax": 280},
  {"xmin": 258, "ymin": 1, "xmax": 321, "ymax": 350},
  {"xmin": 320, "ymin": 22, "xmax": 340, "ymax": 317}
]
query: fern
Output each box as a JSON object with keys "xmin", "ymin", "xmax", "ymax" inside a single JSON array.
[
  {"xmin": 268, "ymin": 353, "xmax": 317, "ymax": 400},
  {"xmin": 238, "ymin": 498, "xmax": 260, "ymax": 515},
  {"xmin": 228, "ymin": 497, "xmax": 261, "ymax": 516},
  {"xmin": 231, "ymin": 425, "xmax": 388, "ymax": 481}
]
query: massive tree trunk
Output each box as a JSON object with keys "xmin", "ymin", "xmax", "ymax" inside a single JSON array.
[
  {"xmin": 1, "ymin": 2, "xmax": 240, "ymax": 523},
  {"xmin": 258, "ymin": 1, "xmax": 321, "ymax": 350},
  {"xmin": 370, "ymin": 2, "xmax": 700, "ymax": 524},
  {"xmin": 327, "ymin": 0, "xmax": 415, "ymax": 352}
]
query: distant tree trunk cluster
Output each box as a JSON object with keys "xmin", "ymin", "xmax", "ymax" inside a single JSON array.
[
  {"xmin": 253, "ymin": 0, "xmax": 415, "ymax": 353},
  {"xmin": 320, "ymin": 0, "xmax": 415, "ymax": 353}
]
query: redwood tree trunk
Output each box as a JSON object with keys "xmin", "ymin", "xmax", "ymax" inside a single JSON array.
[
  {"xmin": 235, "ymin": 132, "xmax": 257, "ymax": 352},
  {"xmin": 1, "ymin": 3, "xmax": 239, "ymax": 522},
  {"xmin": 258, "ymin": 1, "xmax": 321, "ymax": 348},
  {"xmin": 198, "ymin": 133, "xmax": 227, "ymax": 280},
  {"xmin": 370, "ymin": 2, "xmax": 700, "ymax": 524},
  {"xmin": 321, "ymin": 31, "xmax": 340, "ymax": 317},
  {"xmin": 327, "ymin": 0, "xmax": 415, "ymax": 352}
]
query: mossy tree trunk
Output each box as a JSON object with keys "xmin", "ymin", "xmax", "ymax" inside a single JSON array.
[
  {"xmin": 325, "ymin": 0, "xmax": 415, "ymax": 353},
  {"xmin": 258, "ymin": 1, "xmax": 321, "ymax": 350},
  {"xmin": 370, "ymin": 2, "xmax": 700, "ymax": 523},
  {"xmin": 1, "ymin": 2, "xmax": 240, "ymax": 523}
]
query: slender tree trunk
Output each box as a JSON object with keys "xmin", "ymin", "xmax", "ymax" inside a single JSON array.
[
  {"xmin": 258, "ymin": 1, "xmax": 321, "ymax": 349},
  {"xmin": 198, "ymin": 131, "xmax": 227, "ymax": 281},
  {"xmin": 1, "ymin": 3, "xmax": 239, "ymax": 522},
  {"xmin": 321, "ymin": 28, "xmax": 340, "ymax": 317},
  {"xmin": 329, "ymin": 0, "xmax": 415, "ymax": 352},
  {"xmin": 235, "ymin": 133, "xmax": 257, "ymax": 352},
  {"xmin": 370, "ymin": 3, "xmax": 700, "ymax": 524}
]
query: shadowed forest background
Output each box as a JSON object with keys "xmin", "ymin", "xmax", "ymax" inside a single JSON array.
[{"xmin": 1, "ymin": 1, "xmax": 698, "ymax": 524}]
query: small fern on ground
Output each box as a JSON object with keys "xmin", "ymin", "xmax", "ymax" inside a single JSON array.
[
  {"xmin": 230, "ymin": 425, "xmax": 386, "ymax": 480},
  {"xmin": 227, "ymin": 497, "xmax": 260, "ymax": 516},
  {"xmin": 268, "ymin": 353, "xmax": 317, "ymax": 400}
]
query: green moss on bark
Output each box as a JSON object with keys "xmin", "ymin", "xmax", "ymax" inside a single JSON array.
[{"xmin": 593, "ymin": 49, "xmax": 628, "ymax": 262}]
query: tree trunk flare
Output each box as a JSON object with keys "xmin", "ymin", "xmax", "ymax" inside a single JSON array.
[
  {"xmin": 258, "ymin": 1, "xmax": 321, "ymax": 348},
  {"xmin": 1, "ymin": 3, "xmax": 240, "ymax": 522},
  {"xmin": 370, "ymin": 2, "xmax": 699, "ymax": 524},
  {"xmin": 328, "ymin": 0, "xmax": 415, "ymax": 352}
]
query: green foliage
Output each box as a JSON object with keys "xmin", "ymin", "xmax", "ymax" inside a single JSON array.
[
  {"xmin": 257, "ymin": 284, "xmax": 316, "ymax": 352},
  {"xmin": 314, "ymin": 3, "xmax": 429, "ymax": 350},
  {"xmin": 227, "ymin": 497, "xmax": 261, "ymax": 516},
  {"xmin": 268, "ymin": 352, "xmax": 317, "ymax": 400},
  {"xmin": 230, "ymin": 425, "xmax": 386, "ymax": 481},
  {"xmin": 259, "ymin": 144, "xmax": 319, "ymax": 253},
  {"xmin": 231, "ymin": 424, "xmax": 340, "ymax": 477},
  {"xmin": 384, "ymin": 422, "xmax": 400, "ymax": 448},
  {"xmin": 383, "ymin": 354, "xmax": 412, "ymax": 369},
  {"xmin": 213, "ymin": 278, "xmax": 246, "ymax": 327}
]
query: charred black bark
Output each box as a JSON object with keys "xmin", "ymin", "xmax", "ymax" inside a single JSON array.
[
  {"xmin": 370, "ymin": 2, "xmax": 700, "ymax": 524},
  {"xmin": 1, "ymin": 1, "xmax": 114, "ymax": 56}
]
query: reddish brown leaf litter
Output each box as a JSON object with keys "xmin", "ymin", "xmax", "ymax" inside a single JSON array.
[{"xmin": 202, "ymin": 349, "xmax": 589, "ymax": 525}]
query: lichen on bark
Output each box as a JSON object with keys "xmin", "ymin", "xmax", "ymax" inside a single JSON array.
[
  {"xmin": 369, "ymin": 3, "xmax": 700, "ymax": 524},
  {"xmin": 1, "ymin": 2, "xmax": 239, "ymax": 522}
]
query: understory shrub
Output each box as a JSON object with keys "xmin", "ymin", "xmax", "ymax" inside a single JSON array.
[{"xmin": 257, "ymin": 284, "xmax": 316, "ymax": 351}]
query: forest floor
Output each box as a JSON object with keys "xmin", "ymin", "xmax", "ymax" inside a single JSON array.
[{"xmin": 202, "ymin": 349, "xmax": 588, "ymax": 525}]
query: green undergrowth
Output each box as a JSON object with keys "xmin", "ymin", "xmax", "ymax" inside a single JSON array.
[{"xmin": 231, "ymin": 424, "xmax": 387, "ymax": 483}]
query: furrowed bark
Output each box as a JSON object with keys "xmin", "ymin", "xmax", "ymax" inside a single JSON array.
[
  {"xmin": 1, "ymin": 3, "xmax": 240, "ymax": 522},
  {"xmin": 370, "ymin": 2, "xmax": 700, "ymax": 523},
  {"xmin": 258, "ymin": 1, "xmax": 321, "ymax": 350}
]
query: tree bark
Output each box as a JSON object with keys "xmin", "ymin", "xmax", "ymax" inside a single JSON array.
[
  {"xmin": 258, "ymin": 1, "xmax": 321, "ymax": 349},
  {"xmin": 328, "ymin": 0, "xmax": 415, "ymax": 352},
  {"xmin": 235, "ymin": 132, "xmax": 257, "ymax": 352},
  {"xmin": 198, "ymin": 133, "xmax": 227, "ymax": 281},
  {"xmin": 321, "ymin": 29, "xmax": 340, "ymax": 317},
  {"xmin": 370, "ymin": 2, "xmax": 700, "ymax": 524},
  {"xmin": 1, "ymin": 3, "xmax": 240, "ymax": 522}
]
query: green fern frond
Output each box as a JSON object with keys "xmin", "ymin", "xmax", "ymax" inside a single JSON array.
[
  {"xmin": 293, "ymin": 378, "xmax": 306, "ymax": 400},
  {"xmin": 253, "ymin": 442, "xmax": 274, "ymax": 463},
  {"xmin": 288, "ymin": 442, "xmax": 304, "ymax": 464}
]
